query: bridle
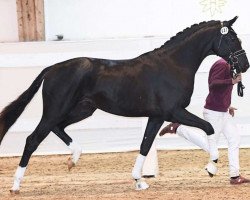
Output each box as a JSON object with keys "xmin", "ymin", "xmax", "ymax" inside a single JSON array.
[
  {"xmin": 217, "ymin": 22, "xmax": 246, "ymax": 97},
  {"xmin": 228, "ymin": 49, "xmax": 246, "ymax": 75}
]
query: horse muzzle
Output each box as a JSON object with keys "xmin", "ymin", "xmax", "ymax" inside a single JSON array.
[{"xmin": 241, "ymin": 64, "xmax": 249, "ymax": 73}]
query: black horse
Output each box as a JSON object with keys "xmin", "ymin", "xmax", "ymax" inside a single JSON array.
[{"xmin": 0, "ymin": 17, "xmax": 249, "ymax": 192}]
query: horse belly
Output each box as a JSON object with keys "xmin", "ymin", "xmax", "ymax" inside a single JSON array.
[{"xmin": 91, "ymin": 88, "xmax": 157, "ymax": 117}]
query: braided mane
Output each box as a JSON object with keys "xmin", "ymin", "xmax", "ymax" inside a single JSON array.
[{"xmin": 163, "ymin": 20, "xmax": 219, "ymax": 48}]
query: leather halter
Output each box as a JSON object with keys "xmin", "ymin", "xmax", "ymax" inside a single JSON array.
[{"xmin": 218, "ymin": 22, "xmax": 246, "ymax": 97}]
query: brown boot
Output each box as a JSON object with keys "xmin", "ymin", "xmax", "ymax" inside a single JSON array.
[
  {"xmin": 159, "ymin": 123, "xmax": 180, "ymax": 136},
  {"xmin": 230, "ymin": 175, "xmax": 250, "ymax": 185}
]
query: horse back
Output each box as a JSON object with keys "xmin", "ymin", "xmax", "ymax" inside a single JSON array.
[
  {"xmin": 42, "ymin": 57, "xmax": 194, "ymax": 118},
  {"xmin": 86, "ymin": 57, "xmax": 191, "ymax": 117}
]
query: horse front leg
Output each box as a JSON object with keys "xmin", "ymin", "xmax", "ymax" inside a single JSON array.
[
  {"xmin": 172, "ymin": 108, "xmax": 219, "ymax": 176},
  {"xmin": 132, "ymin": 117, "xmax": 163, "ymax": 190},
  {"xmin": 172, "ymin": 108, "xmax": 214, "ymax": 135},
  {"xmin": 52, "ymin": 100, "xmax": 96, "ymax": 170}
]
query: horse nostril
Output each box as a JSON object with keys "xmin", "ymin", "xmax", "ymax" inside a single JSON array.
[{"xmin": 243, "ymin": 65, "xmax": 249, "ymax": 72}]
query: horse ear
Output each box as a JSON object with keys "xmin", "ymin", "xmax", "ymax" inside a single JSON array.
[{"xmin": 228, "ymin": 16, "xmax": 238, "ymax": 27}]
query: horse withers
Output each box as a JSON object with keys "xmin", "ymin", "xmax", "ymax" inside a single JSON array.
[{"xmin": 0, "ymin": 16, "xmax": 249, "ymax": 193}]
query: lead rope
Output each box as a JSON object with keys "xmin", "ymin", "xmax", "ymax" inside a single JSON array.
[{"xmin": 237, "ymin": 81, "xmax": 245, "ymax": 97}]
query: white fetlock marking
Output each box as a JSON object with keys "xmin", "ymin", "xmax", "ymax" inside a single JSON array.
[
  {"xmin": 68, "ymin": 141, "xmax": 82, "ymax": 164},
  {"xmin": 132, "ymin": 154, "xmax": 146, "ymax": 180},
  {"xmin": 135, "ymin": 179, "xmax": 149, "ymax": 190},
  {"xmin": 205, "ymin": 162, "xmax": 218, "ymax": 175},
  {"xmin": 11, "ymin": 166, "xmax": 26, "ymax": 191}
]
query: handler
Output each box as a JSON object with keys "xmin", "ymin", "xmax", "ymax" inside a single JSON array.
[{"xmin": 160, "ymin": 58, "xmax": 250, "ymax": 184}]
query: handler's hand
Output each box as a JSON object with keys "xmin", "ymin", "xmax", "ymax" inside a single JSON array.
[
  {"xmin": 232, "ymin": 73, "xmax": 242, "ymax": 84},
  {"xmin": 229, "ymin": 107, "xmax": 237, "ymax": 117}
]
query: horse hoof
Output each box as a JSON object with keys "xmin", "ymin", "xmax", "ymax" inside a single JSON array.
[
  {"xmin": 67, "ymin": 157, "xmax": 75, "ymax": 171},
  {"xmin": 135, "ymin": 179, "xmax": 149, "ymax": 190},
  {"xmin": 207, "ymin": 171, "xmax": 214, "ymax": 178},
  {"xmin": 10, "ymin": 189, "xmax": 20, "ymax": 195}
]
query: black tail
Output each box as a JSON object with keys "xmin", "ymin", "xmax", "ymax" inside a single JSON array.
[{"xmin": 0, "ymin": 67, "xmax": 51, "ymax": 144}]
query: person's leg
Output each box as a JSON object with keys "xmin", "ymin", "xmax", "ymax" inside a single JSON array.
[
  {"xmin": 222, "ymin": 114, "xmax": 250, "ymax": 184},
  {"xmin": 159, "ymin": 122, "xmax": 217, "ymax": 176},
  {"xmin": 176, "ymin": 125, "xmax": 209, "ymax": 152},
  {"xmin": 203, "ymin": 109, "xmax": 222, "ymax": 162},
  {"xmin": 202, "ymin": 109, "xmax": 225, "ymax": 176},
  {"xmin": 159, "ymin": 123, "xmax": 210, "ymax": 152},
  {"xmin": 222, "ymin": 114, "xmax": 240, "ymax": 178}
]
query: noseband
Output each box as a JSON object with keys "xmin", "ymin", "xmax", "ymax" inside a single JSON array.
[
  {"xmin": 229, "ymin": 51, "xmax": 245, "ymax": 97},
  {"xmin": 228, "ymin": 49, "xmax": 246, "ymax": 74},
  {"xmin": 218, "ymin": 24, "xmax": 246, "ymax": 97}
]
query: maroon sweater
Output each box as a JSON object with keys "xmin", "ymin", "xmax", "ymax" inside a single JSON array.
[{"xmin": 204, "ymin": 59, "xmax": 233, "ymax": 112}]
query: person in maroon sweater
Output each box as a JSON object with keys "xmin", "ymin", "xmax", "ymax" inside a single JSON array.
[
  {"xmin": 160, "ymin": 58, "xmax": 250, "ymax": 184},
  {"xmin": 205, "ymin": 59, "xmax": 236, "ymax": 112}
]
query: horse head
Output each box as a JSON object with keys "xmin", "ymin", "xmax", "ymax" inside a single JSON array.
[{"xmin": 213, "ymin": 16, "xmax": 249, "ymax": 74}]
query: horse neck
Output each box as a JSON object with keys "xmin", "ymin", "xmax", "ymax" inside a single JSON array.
[{"xmin": 164, "ymin": 26, "xmax": 218, "ymax": 74}]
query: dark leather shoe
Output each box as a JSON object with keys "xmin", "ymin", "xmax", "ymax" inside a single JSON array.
[
  {"xmin": 159, "ymin": 123, "xmax": 180, "ymax": 136},
  {"xmin": 230, "ymin": 175, "xmax": 250, "ymax": 185},
  {"xmin": 142, "ymin": 175, "xmax": 155, "ymax": 178}
]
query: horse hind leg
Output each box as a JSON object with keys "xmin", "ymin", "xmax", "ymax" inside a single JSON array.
[
  {"xmin": 52, "ymin": 100, "xmax": 96, "ymax": 170},
  {"xmin": 10, "ymin": 118, "xmax": 56, "ymax": 194},
  {"xmin": 10, "ymin": 103, "xmax": 93, "ymax": 194},
  {"xmin": 52, "ymin": 127, "xmax": 82, "ymax": 171},
  {"xmin": 10, "ymin": 93, "xmax": 79, "ymax": 193}
]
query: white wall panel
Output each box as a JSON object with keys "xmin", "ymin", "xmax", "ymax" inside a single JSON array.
[
  {"xmin": 44, "ymin": 0, "xmax": 250, "ymax": 41},
  {"xmin": 44, "ymin": 0, "xmax": 173, "ymax": 40},
  {"xmin": 0, "ymin": 0, "xmax": 18, "ymax": 42}
]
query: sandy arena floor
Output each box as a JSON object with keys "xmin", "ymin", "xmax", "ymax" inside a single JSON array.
[{"xmin": 0, "ymin": 149, "xmax": 249, "ymax": 200}]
